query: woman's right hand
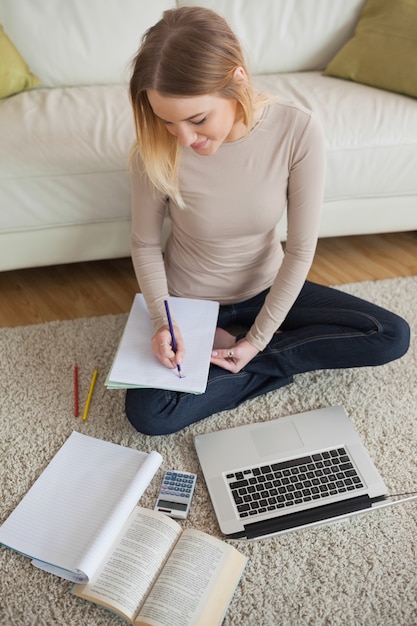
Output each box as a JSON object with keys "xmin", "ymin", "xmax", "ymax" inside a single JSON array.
[{"xmin": 152, "ymin": 325, "xmax": 185, "ymax": 370}]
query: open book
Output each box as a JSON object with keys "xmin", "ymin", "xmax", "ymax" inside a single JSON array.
[
  {"xmin": 105, "ymin": 294, "xmax": 219, "ymax": 394},
  {"xmin": 72, "ymin": 506, "xmax": 247, "ymax": 626},
  {"xmin": 0, "ymin": 432, "xmax": 162, "ymax": 583}
]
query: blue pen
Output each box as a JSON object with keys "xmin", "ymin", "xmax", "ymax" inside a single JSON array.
[{"xmin": 164, "ymin": 299, "xmax": 184, "ymax": 378}]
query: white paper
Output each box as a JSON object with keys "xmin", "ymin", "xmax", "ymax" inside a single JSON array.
[
  {"xmin": 0, "ymin": 432, "xmax": 162, "ymax": 582},
  {"xmin": 106, "ymin": 295, "xmax": 219, "ymax": 394}
]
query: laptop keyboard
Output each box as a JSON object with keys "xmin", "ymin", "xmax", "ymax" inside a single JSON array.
[{"xmin": 226, "ymin": 447, "xmax": 364, "ymax": 519}]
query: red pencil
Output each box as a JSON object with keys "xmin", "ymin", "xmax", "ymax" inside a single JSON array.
[{"xmin": 73, "ymin": 364, "xmax": 79, "ymax": 417}]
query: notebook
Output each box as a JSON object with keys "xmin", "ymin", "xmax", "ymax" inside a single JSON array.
[
  {"xmin": 194, "ymin": 405, "xmax": 416, "ymax": 539},
  {"xmin": 105, "ymin": 294, "xmax": 219, "ymax": 394},
  {"xmin": 0, "ymin": 432, "xmax": 163, "ymax": 582}
]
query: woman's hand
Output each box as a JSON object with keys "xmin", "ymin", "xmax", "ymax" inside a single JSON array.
[
  {"xmin": 152, "ymin": 325, "xmax": 185, "ymax": 370},
  {"xmin": 211, "ymin": 331, "xmax": 259, "ymax": 373}
]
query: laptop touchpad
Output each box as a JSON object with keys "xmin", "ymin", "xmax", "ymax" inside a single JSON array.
[{"xmin": 250, "ymin": 420, "xmax": 303, "ymax": 457}]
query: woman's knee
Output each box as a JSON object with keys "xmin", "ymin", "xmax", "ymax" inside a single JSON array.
[
  {"xmin": 125, "ymin": 388, "xmax": 175, "ymax": 436},
  {"xmin": 380, "ymin": 311, "xmax": 410, "ymax": 363}
]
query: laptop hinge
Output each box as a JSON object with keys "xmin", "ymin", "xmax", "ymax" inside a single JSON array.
[{"xmin": 243, "ymin": 494, "xmax": 371, "ymax": 539}]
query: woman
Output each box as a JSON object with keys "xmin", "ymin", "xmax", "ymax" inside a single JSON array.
[{"xmin": 126, "ymin": 6, "xmax": 409, "ymax": 435}]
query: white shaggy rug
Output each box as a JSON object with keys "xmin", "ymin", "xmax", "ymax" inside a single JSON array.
[{"xmin": 1, "ymin": 277, "xmax": 416, "ymax": 626}]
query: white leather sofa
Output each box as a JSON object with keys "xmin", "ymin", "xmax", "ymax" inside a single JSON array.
[{"xmin": 1, "ymin": 0, "xmax": 416, "ymax": 271}]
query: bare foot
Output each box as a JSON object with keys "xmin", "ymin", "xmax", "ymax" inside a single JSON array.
[{"xmin": 213, "ymin": 328, "xmax": 237, "ymax": 350}]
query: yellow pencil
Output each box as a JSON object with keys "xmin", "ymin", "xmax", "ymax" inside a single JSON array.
[{"xmin": 82, "ymin": 368, "xmax": 98, "ymax": 421}]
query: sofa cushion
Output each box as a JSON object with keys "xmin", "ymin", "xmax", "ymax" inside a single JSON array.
[
  {"xmin": 253, "ymin": 72, "xmax": 417, "ymax": 203},
  {"xmin": 0, "ymin": 24, "xmax": 40, "ymax": 98},
  {"xmin": 0, "ymin": 0, "xmax": 173, "ymax": 87},
  {"xmin": 0, "ymin": 85, "xmax": 134, "ymax": 233},
  {"xmin": 178, "ymin": 0, "xmax": 367, "ymax": 73},
  {"xmin": 323, "ymin": 0, "xmax": 417, "ymax": 98}
]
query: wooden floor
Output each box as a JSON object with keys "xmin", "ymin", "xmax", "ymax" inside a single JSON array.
[{"xmin": 1, "ymin": 231, "xmax": 416, "ymax": 327}]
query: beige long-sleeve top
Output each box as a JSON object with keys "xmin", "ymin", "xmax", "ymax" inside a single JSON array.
[{"xmin": 131, "ymin": 99, "xmax": 326, "ymax": 352}]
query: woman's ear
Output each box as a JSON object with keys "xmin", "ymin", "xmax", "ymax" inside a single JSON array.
[{"xmin": 233, "ymin": 66, "xmax": 248, "ymax": 85}]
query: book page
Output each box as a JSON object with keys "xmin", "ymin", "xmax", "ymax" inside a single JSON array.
[
  {"xmin": 106, "ymin": 295, "xmax": 219, "ymax": 394},
  {"xmin": 73, "ymin": 508, "xmax": 182, "ymax": 622},
  {"xmin": 0, "ymin": 433, "xmax": 162, "ymax": 583},
  {"xmin": 135, "ymin": 529, "xmax": 247, "ymax": 626}
]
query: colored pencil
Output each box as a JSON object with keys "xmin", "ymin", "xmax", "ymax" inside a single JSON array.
[
  {"xmin": 163, "ymin": 300, "xmax": 184, "ymax": 378},
  {"xmin": 82, "ymin": 368, "xmax": 98, "ymax": 421},
  {"xmin": 73, "ymin": 364, "xmax": 79, "ymax": 417}
]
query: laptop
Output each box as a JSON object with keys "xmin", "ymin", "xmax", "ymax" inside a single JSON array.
[{"xmin": 194, "ymin": 405, "xmax": 415, "ymax": 539}]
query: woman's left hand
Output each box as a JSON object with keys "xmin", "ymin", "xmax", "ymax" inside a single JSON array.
[{"xmin": 211, "ymin": 338, "xmax": 259, "ymax": 373}]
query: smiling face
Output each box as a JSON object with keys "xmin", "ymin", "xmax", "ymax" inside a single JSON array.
[{"xmin": 146, "ymin": 89, "xmax": 246, "ymax": 156}]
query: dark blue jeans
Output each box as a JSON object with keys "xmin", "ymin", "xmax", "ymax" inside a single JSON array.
[{"xmin": 125, "ymin": 281, "xmax": 410, "ymax": 435}]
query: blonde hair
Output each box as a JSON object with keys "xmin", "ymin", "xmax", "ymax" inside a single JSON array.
[{"xmin": 129, "ymin": 6, "xmax": 271, "ymax": 207}]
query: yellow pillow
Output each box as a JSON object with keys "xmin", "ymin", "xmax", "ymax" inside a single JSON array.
[
  {"xmin": 0, "ymin": 24, "xmax": 40, "ymax": 99},
  {"xmin": 323, "ymin": 0, "xmax": 417, "ymax": 98}
]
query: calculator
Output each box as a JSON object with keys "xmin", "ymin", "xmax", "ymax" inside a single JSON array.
[{"xmin": 154, "ymin": 470, "xmax": 197, "ymax": 520}]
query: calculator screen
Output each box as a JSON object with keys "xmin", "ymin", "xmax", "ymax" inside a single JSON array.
[{"xmin": 157, "ymin": 499, "xmax": 188, "ymax": 511}]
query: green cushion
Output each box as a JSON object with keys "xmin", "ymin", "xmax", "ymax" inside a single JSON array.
[
  {"xmin": 323, "ymin": 0, "xmax": 417, "ymax": 98},
  {"xmin": 0, "ymin": 24, "xmax": 40, "ymax": 99}
]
